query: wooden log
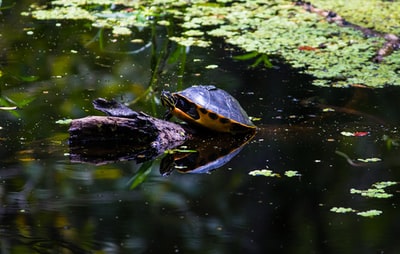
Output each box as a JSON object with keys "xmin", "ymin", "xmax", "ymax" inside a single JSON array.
[{"xmin": 68, "ymin": 111, "xmax": 189, "ymax": 165}]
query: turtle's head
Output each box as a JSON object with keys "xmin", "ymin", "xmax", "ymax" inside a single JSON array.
[{"xmin": 161, "ymin": 91, "xmax": 176, "ymax": 109}]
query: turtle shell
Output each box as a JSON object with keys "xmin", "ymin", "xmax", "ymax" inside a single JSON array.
[{"xmin": 162, "ymin": 85, "xmax": 255, "ymax": 133}]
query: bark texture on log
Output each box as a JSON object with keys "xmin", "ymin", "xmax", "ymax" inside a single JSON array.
[{"xmin": 69, "ymin": 113, "xmax": 188, "ymax": 164}]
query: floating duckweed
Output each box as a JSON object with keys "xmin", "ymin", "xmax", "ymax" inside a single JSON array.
[
  {"xmin": 183, "ymin": 30, "xmax": 204, "ymax": 37},
  {"xmin": 351, "ymin": 188, "xmax": 393, "ymax": 199},
  {"xmin": 309, "ymin": 0, "xmax": 400, "ymax": 35},
  {"xmin": 52, "ymin": 0, "xmax": 117, "ymax": 5},
  {"xmin": 333, "ymin": 181, "xmax": 397, "ymax": 217},
  {"xmin": 157, "ymin": 20, "xmax": 170, "ymax": 26},
  {"xmin": 112, "ymin": 26, "xmax": 132, "ymax": 36},
  {"xmin": 249, "ymin": 169, "xmax": 281, "ymax": 178},
  {"xmin": 169, "ymin": 36, "xmax": 211, "ymax": 48},
  {"xmin": 55, "ymin": 119, "xmax": 73, "ymax": 125},
  {"xmin": 357, "ymin": 209, "xmax": 383, "ymax": 218},
  {"xmin": 31, "ymin": 6, "xmax": 95, "ymax": 21},
  {"xmin": 350, "ymin": 180, "xmax": 395, "ymax": 199},
  {"xmin": 330, "ymin": 207, "xmax": 383, "ymax": 218},
  {"xmin": 372, "ymin": 181, "xmax": 398, "ymax": 189},
  {"xmin": 284, "ymin": 170, "xmax": 301, "ymax": 177},
  {"xmin": 26, "ymin": 0, "xmax": 400, "ymax": 87},
  {"xmin": 357, "ymin": 157, "xmax": 382, "ymax": 163},
  {"xmin": 330, "ymin": 207, "xmax": 356, "ymax": 213},
  {"xmin": 249, "ymin": 169, "xmax": 302, "ymax": 178},
  {"xmin": 176, "ymin": 1, "xmax": 400, "ymax": 87},
  {"xmin": 205, "ymin": 64, "xmax": 219, "ymax": 69}
]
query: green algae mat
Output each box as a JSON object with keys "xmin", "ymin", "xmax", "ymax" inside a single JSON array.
[{"xmin": 24, "ymin": 0, "xmax": 400, "ymax": 88}]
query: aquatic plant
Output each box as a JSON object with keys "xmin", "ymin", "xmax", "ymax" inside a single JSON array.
[
  {"xmin": 24, "ymin": 0, "xmax": 400, "ymax": 87},
  {"xmin": 330, "ymin": 181, "xmax": 397, "ymax": 218}
]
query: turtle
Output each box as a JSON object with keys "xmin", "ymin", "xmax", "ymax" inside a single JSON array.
[{"xmin": 161, "ymin": 85, "xmax": 256, "ymax": 134}]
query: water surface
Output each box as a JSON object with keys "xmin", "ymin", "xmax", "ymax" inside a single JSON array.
[{"xmin": 1, "ymin": 1, "xmax": 400, "ymax": 253}]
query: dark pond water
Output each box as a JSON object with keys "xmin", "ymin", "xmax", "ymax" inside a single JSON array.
[{"xmin": 1, "ymin": 1, "xmax": 400, "ymax": 253}]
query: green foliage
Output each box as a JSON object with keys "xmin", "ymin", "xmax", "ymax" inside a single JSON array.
[{"xmin": 249, "ymin": 169, "xmax": 301, "ymax": 178}]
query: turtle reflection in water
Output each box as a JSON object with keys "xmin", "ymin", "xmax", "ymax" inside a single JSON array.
[
  {"xmin": 161, "ymin": 85, "xmax": 256, "ymax": 134},
  {"xmin": 160, "ymin": 85, "xmax": 256, "ymax": 174},
  {"xmin": 160, "ymin": 132, "xmax": 255, "ymax": 175}
]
